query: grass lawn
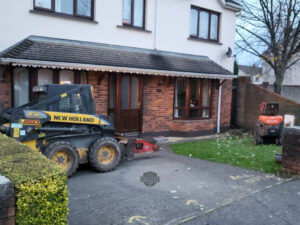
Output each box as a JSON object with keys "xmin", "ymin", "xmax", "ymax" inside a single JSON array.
[{"xmin": 171, "ymin": 131, "xmax": 282, "ymax": 174}]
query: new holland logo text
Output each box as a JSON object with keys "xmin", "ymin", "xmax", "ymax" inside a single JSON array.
[{"xmin": 53, "ymin": 115, "xmax": 95, "ymax": 123}]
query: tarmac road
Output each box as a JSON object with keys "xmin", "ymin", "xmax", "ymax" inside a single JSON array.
[{"xmin": 68, "ymin": 144, "xmax": 298, "ymax": 225}]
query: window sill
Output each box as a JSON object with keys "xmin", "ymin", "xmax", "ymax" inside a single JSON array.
[
  {"xmin": 117, "ymin": 25, "xmax": 152, "ymax": 33},
  {"xmin": 30, "ymin": 9, "xmax": 98, "ymax": 24},
  {"xmin": 188, "ymin": 36, "xmax": 222, "ymax": 45},
  {"xmin": 173, "ymin": 118, "xmax": 213, "ymax": 122}
]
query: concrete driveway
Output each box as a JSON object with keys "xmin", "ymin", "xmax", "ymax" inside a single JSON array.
[{"xmin": 68, "ymin": 145, "xmax": 296, "ymax": 225}]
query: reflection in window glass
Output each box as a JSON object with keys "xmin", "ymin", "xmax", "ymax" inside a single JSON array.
[
  {"xmin": 131, "ymin": 77, "xmax": 139, "ymax": 109},
  {"xmin": 190, "ymin": 80, "xmax": 200, "ymax": 107},
  {"xmin": 189, "ymin": 80, "xmax": 200, "ymax": 118},
  {"xmin": 55, "ymin": 0, "xmax": 73, "ymax": 14},
  {"xmin": 199, "ymin": 11, "xmax": 209, "ymax": 39},
  {"xmin": 80, "ymin": 71, "xmax": 88, "ymax": 84},
  {"xmin": 176, "ymin": 109, "xmax": 185, "ymax": 119},
  {"xmin": 123, "ymin": 0, "xmax": 132, "ymax": 24},
  {"xmin": 60, "ymin": 70, "xmax": 74, "ymax": 84},
  {"xmin": 121, "ymin": 76, "xmax": 129, "ymax": 109},
  {"xmin": 210, "ymin": 14, "xmax": 219, "ymax": 40},
  {"xmin": 38, "ymin": 69, "xmax": 53, "ymax": 85},
  {"xmin": 77, "ymin": 0, "xmax": 91, "ymax": 17},
  {"xmin": 174, "ymin": 78, "xmax": 212, "ymax": 120},
  {"xmin": 35, "ymin": 0, "xmax": 52, "ymax": 9},
  {"xmin": 174, "ymin": 79, "xmax": 186, "ymax": 118},
  {"xmin": 14, "ymin": 68, "xmax": 29, "ymax": 107},
  {"xmin": 202, "ymin": 80, "xmax": 211, "ymax": 107},
  {"xmin": 190, "ymin": 8, "xmax": 198, "ymax": 36},
  {"xmin": 133, "ymin": 0, "xmax": 144, "ymax": 27},
  {"xmin": 109, "ymin": 77, "xmax": 116, "ymax": 109},
  {"xmin": 202, "ymin": 80, "xmax": 211, "ymax": 118}
]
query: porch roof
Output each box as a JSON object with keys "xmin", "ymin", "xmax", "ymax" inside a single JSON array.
[{"xmin": 0, "ymin": 36, "xmax": 235, "ymax": 80}]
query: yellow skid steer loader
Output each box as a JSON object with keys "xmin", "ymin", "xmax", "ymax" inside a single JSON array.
[{"xmin": 0, "ymin": 84, "xmax": 137, "ymax": 176}]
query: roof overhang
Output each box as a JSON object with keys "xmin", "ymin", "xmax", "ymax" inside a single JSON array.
[{"xmin": 0, "ymin": 58, "xmax": 236, "ymax": 80}]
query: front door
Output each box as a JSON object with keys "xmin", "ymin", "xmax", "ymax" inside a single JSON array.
[{"xmin": 109, "ymin": 74, "xmax": 142, "ymax": 133}]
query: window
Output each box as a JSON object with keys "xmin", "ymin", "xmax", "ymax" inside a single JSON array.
[
  {"xmin": 34, "ymin": 0, "xmax": 94, "ymax": 19},
  {"xmin": 80, "ymin": 71, "xmax": 88, "ymax": 84},
  {"xmin": 59, "ymin": 70, "xmax": 74, "ymax": 84},
  {"xmin": 38, "ymin": 69, "xmax": 53, "ymax": 85},
  {"xmin": 123, "ymin": 0, "xmax": 145, "ymax": 28},
  {"xmin": 174, "ymin": 79, "xmax": 212, "ymax": 120},
  {"xmin": 190, "ymin": 6, "xmax": 220, "ymax": 41},
  {"xmin": 13, "ymin": 68, "xmax": 29, "ymax": 107},
  {"xmin": 48, "ymin": 93, "xmax": 88, "ymax": 113}
]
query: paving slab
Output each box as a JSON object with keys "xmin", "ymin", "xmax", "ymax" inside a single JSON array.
[{"xmin": 68, "ymin": 145, "xmax": 289, "ymax": 225}]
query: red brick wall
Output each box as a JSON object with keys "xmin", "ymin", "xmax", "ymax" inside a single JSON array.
[
  {"xmin": 234, "ymin": 77, "xmax": 300, "ymax": 130},
  {"xmin": 142, "ymin": 77, "xmax": 232, "ymax": 134},
  {"xmin": 142, "ymin": 77, "xmax": 174, "ymax": 132},
  {"xmin": 0, "ymin": 71, "xmax": 11, "ymax": 112},
  {"xmin": 88, "ymin": 72, "xmax": 108, "ymax": 116}
]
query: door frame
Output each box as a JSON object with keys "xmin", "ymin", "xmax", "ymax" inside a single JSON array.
[{"xmin": 108, "ymin": 73, "xmax": 144, "ymax": 133}]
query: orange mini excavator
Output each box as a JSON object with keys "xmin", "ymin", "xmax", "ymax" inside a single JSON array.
[{"xmin": 254, "ymin": 102, "xmax": 284, "ymax": 145}]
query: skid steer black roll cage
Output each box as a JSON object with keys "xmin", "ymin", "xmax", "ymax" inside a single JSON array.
[{"xmin": 2, "ymin": 84, "xmax": 96, "ymax": 122}]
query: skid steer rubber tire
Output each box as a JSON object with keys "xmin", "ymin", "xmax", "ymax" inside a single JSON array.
[
  {"xmin": 44, "ymin": 141, "xmax": 79, "ymax": 177},
  {"xmin": 88, "ymin": 137, "xmax": 121, "ymax": 172}
]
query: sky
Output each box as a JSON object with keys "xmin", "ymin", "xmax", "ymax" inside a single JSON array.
[{"xmin": 233, "ymin": 0, "xmax": 262, "ymax": 66}]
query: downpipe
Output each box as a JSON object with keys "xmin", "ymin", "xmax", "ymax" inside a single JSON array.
[{"xmin": 217, "ymin": 81, "xmax": 223, "ymax": 134}]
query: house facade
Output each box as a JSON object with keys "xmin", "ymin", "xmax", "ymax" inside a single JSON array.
[
  {"xmin": 262, "ymin": 58, "xmax": 300, "ymax": 103},
  {"xmin": 0, "ymin": 0, "xmax": 241, "ymax": 136},
  {"xmin": 239, "ymin": 65, "xmax": 263, "ymax": 85}
]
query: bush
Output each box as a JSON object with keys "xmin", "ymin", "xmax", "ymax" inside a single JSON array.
[{"xmin": 0, "ymin": 134, "xmax": 68, "ymax": 225}]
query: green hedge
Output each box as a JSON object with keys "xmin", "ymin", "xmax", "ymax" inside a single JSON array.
[{"xmin": 0, "ymin": 134, "xmax": 68, "ymax": 225}]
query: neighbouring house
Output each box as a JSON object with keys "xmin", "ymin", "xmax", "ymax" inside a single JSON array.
[
  {"xmin": 0, "ymin": 0, "xmax": 241, "ymax": 136},
  {"xmin": 238, "ymin": 65, "xmax": 263, "ymax": 85},
  {"xmin": 263, "ymin": 56, "xmax": 300, "ymax": 103}
]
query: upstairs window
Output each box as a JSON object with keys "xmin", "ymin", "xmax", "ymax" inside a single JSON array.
[
  {"xmin": 34, "ymin": 0, "xmax": 94, "ymax": 19},
  {"xmin": 123, "ymin": 0, "xmax": 145, "ymax": 28},
  {"xmin": 190, "ymin": 6, "xmax": 220, "ymax": 42},
  {"xmin": 174, "ymin": 79, "xmax": 212, "ymax": 120}
]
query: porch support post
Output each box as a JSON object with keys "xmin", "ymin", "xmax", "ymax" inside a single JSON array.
[{"xmin": 217, "ymin": 79, "xmax": 223, "ymax": 134}]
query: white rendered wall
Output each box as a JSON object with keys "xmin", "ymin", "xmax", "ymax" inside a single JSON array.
[
  {"xmin": 0, "ymin": 0, "xmax": 237, "ymax": 72},
  {"xmin": 263, "ymin": 60, "xmax": 300, "ymax": 86}
]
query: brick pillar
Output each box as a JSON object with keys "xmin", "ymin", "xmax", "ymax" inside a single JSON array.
[
  {"xmin": 282, "ymin": 128, "xmax": 300, "ymax": 175},
  {"xmin": 0, "ymin": 176, "xmax": 15, "ymax": 225}
]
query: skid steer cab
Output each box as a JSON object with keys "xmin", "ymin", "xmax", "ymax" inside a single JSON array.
[
  {"xmin": 0, "ymin": 84, "xmax": 158, "ymax": 176},
  {"xmin": 254, "ymin": 102, "xmax": 284, "ymax": 145}
]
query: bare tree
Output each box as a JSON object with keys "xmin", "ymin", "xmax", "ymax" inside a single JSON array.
[{"xmin": 236, "ymin": 0, "xmax": 300, "ymax": 94}]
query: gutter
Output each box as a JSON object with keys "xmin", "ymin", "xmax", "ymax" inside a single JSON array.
[
  {"xmin": 217, "ymin": 0, "xmax": 242, "ymax": 12},
  {"xmin": 0, "ymin": 58, "xmax": 236, "ymax": 80},
  {"xmin": 225, "ymin": 2, "xmax": 242, "ymax": 11}
]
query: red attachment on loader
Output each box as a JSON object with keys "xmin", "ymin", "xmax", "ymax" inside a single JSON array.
[{"xmin": 134, "ymin": 138, "xmax": 159, "ymax": 153}]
